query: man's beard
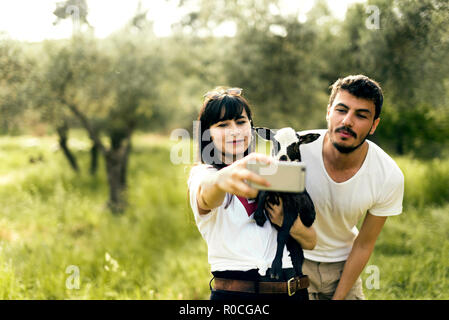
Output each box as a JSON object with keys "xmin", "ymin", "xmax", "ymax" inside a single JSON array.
[{"xmin": 331, "ymin": 126, "xmax": 371, "ymax": 154}]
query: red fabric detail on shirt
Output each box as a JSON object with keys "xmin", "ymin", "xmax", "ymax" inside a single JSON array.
[{"xmin": 236, "ymin": 196, "xmax": 258, "ymax": 217}]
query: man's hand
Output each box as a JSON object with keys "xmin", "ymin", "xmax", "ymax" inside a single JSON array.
[
  {"xmin": 265, "ymin": 197, "xmax": 283, "ymax": 227},
  {"xmin": 266, "ymin": 197, "xmax": 316, "ymax": 249}
]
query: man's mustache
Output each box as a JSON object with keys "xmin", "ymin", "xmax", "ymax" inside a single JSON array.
[{"xmin": 335, "ymin": 126, "xmax": 357, "ymax": 138}]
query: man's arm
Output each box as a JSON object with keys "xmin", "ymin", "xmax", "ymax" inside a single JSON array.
[
  {"xmin": 332, "ymin": 212, "xmax": 387, "ymax": 300},
  {"xmin": 289, "ymin": 215, "xmax": 317, "ymax": 250}
]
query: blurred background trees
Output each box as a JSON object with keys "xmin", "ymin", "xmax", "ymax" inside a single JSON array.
[
  {"xmin": 339, "ymin": 0, "xmax": 449, "ymax": 157},
  {"xmin": 1, "ymin": 0, "xmax": 448, "ymax": 211},
  {"xmin": 170, "ymin": 0, "xmax": 449, "ymax": 156},
  {"xmin": 0, "ymin": 37, "xmax": 36, "ymax": 134}
]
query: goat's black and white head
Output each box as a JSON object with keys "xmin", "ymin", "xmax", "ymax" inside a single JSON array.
[{"xmin": 255, "ymin": 127, "xmax": 320, "ymax": 162}]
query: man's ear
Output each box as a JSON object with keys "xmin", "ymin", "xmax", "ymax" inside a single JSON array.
[
  {"xmin": 297, "ymin": 133, "xmax": 320, "ymax": 145},
  {"xmin": 254, "ymin": 127, "xmax": 276, "ymax": 141},
  {"xmin": 370, "ymin": 118, "xmax": 380, "ymax": 135}
]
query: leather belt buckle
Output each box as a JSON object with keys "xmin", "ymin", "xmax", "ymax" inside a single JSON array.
[{"xmin": 287, "ymin": 277, "xmax": 297, "ymax": 296}]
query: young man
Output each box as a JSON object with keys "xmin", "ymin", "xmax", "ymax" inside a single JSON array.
[{"xmin": 268, "ymin": 74, "xmax": 404, "ymax": 299}]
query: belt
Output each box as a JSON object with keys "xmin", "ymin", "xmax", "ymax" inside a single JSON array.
[{"xmin": 213, "ymin": 275, "xmax": 309, "ymax": 296}]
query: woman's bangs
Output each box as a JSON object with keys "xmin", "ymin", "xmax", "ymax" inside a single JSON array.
[{"xmin": 217, "ymin": 97, "xmax": 246, "ymax": 122}]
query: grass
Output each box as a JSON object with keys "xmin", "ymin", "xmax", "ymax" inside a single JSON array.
[
  {"xmin": 0, "ymin": 132, "xmax": 448, "ymax": 299},
  {"xmin": 363, "ymin": 204, "xmax": 449, "ymax": 299},
  {"xmin": 0, "ymin": 132, "xmax": 209, "ymax": 299}
]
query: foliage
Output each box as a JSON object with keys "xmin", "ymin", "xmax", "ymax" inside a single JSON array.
[
  {"xmin": 0, "ymin": 38, "xmax": 36, "ymax": 134},
  {"xmin": 339, "ymin": 0, "xmax": 449, "ymax": 157},
  {"xmin": 2, "ymin": 0, "xmax": 449, "ymax": 159},
  {"xmin": 173, "ymin": 0, "xmax": 449, "ymax": 157}
]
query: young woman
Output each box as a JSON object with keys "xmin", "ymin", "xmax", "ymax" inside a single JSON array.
[{"xmin": 187, "ymin": 87, "xmax": 316, "ymax": 300}]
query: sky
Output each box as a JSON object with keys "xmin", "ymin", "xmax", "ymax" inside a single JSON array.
[{"xmin": 0, "ymin": 0, "xmax": 365, "ymax": 42}]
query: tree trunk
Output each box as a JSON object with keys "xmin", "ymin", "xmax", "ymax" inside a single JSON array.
[
  {"xmin": 120, "ymin": 140, "xmax": 131, "ymax": 188},
  {"xmin": 60, "ymin": 96, "xmax": 135, "ymax": 214},
  {"xmin": 105, "ymin": 132, "xmax": 131, "ymax": 214},
  {"xmin": 90, "ymin": 141, "xmax": 99, "ymax": 175},
  {"xmin": 56, "ymin": 123, "xmax": 79, "ymax": 173}
]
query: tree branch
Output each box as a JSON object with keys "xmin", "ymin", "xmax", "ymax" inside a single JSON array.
[
  {"xmin": 59, "ymin": 96, "xmax": 106, "ymax": 155},
  {"xmin": 55, "ymin": 68, "xmax": 106, "ymax": 155}
]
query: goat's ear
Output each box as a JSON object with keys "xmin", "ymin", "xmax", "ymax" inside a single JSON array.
[
  {"xmin": 298, "ymin": 133, "xmax": 320, "ymax": 145},
  {"xmin": 254, "ymin": 127, "xmax": 276, "ymax": 141}
]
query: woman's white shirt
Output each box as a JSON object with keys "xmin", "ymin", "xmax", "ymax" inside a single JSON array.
[{"xmin": 188, "ymin": 164, "xmax": 293, "ymax": 276}]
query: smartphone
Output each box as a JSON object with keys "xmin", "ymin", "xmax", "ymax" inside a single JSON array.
[{"xmin": 246, "ymin": 161, "xmax": 306, "ymax": 193}]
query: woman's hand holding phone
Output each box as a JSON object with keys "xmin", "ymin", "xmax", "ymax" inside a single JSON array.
[{"xmin": 215, "ymin": 153, "xmax": 272, "ymax": 199}]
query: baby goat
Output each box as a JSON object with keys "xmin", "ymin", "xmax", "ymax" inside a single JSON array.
[{"xmin": 254, "ymin": 127, "xmax": 319, "ymax": 280}]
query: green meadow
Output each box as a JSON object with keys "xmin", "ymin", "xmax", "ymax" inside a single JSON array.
[{"xmin": 0, "ymin": 132, "xmax": 448, "ymax": 299}]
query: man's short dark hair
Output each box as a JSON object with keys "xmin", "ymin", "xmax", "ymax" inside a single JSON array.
[{"xmin": 328, "ymin": 75, "xmax": 383, "ymax": 119}]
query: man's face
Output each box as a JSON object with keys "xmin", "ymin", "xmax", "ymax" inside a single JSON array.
[{"xmin": 327, "ymin": 90, "xmax": 380, "ymax": 154}]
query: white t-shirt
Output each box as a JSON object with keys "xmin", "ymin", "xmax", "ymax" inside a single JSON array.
[
  {"xmin": 188, "ymin": 164, "xmax": 293, "ymax": 276},
  {"xmin": 299, "ymin": 129, "xmax": 404, "ymax": 262}
]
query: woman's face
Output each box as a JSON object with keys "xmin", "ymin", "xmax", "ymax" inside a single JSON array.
[{"xmin": 209, "ymin": 109, "xmax": 252, "ymax": 163}]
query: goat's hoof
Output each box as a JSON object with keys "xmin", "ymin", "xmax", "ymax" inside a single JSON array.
[
  {"xmin": 269, "ymin": 273, "xmax": 280, "ymax": 280},
  {"xmin": 269, "ymin": 264, "xmax": 282, "ymax": 280}
]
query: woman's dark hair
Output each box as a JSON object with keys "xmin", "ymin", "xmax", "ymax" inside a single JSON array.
[{"xmin": 197, "ymin": 87, "xmax": 255, "ymax": 170}]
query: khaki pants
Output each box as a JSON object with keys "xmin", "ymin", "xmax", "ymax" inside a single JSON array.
[{"xmin": 302, "ymin": 259, "xmax": 365, "ymax": 300}]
